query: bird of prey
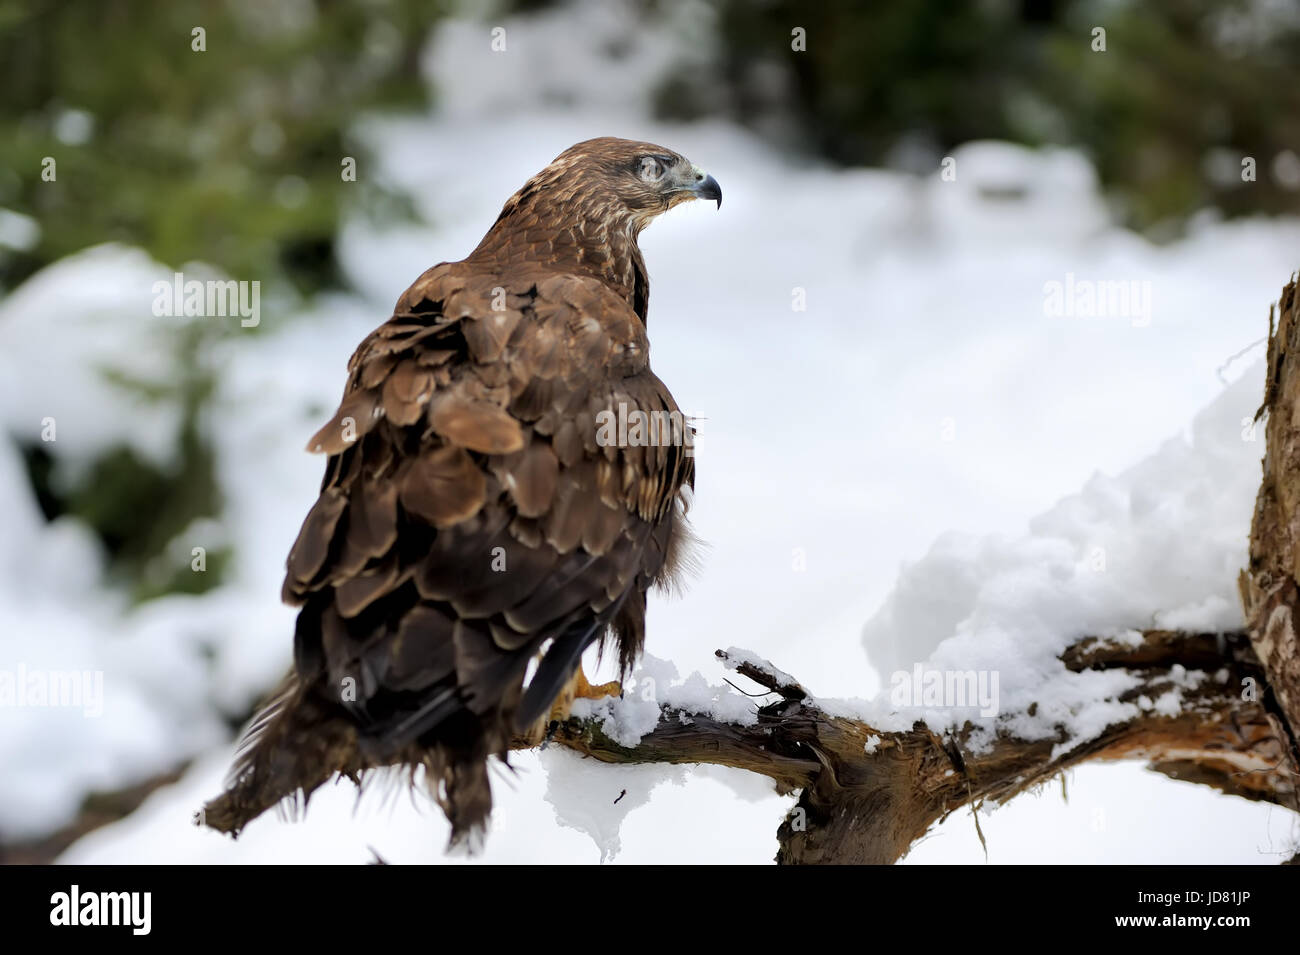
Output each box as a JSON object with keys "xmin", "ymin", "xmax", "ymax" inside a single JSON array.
[{"xmin": 203, "ymin": 137, "xmax": 720, "ymax": 850}]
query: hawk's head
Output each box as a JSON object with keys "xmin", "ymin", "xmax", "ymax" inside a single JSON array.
[{"xmin": 499, "ymin": 136, "xmax": 721, "ymax": 236}]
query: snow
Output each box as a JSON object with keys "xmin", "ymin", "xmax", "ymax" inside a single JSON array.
[
  {"xmin": 541, "ymin": 747, "xmax": 688, "ymax": 862},
  {"xmin": 841, "ymin": 365, "xmax": 1265, "ymax": 756},
  {"xmin": 2, "ymin": 0, "xmax": 1297, "ymax": 862},
  {"xmin": 0, "ymin": 248, "xmax": 378, "ymax": 840},
  {"xmin": 0, "ymin": 246, "xmax": 188, "ymax": 472},
  {"xmin": 570, "ymin": 652, "xmax": 758, "ymax": 748},
  {"xmin": 721, "ymin": 646, "xmax": 800, "ymax": 691}
]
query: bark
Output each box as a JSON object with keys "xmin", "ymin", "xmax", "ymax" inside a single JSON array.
[
  {"xmin": 529, "ymin": 633, "xmax": 1293, "ymax": 864},
  {"xmin": 1241, "ymin": 275, "xmax": 1300, "ymax": 768}
]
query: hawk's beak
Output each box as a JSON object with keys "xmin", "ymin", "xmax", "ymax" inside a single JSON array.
[{"xmin": 691, "ymin": 173, "xmax": 722, "ymax": 209}]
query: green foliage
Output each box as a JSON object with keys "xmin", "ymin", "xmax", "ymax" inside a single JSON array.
[
  {"xmin": 0, "ymin": 0, "xmax": 442, "ymax": 292},
  {"xmin": 21, "ymin": 326, "xmax": 227, "ymax": 600},
  {"xmin": 657, "ymin": 0, "xmax": 1300, "ymax": 233},
  {"xmin": 0, "ymin": 0, "xmax": 446, "ymax": 605}
]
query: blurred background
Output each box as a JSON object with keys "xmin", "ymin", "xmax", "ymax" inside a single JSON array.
[{"xmin": 2, "ymin": 0, "xmax": 1299, "ymax": 864}]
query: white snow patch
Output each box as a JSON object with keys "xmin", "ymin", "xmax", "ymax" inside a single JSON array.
[
  {"xmin": 721, "ymin": 646, "xmax": 800, "ymax": 690},
  {"xmin": 569, "ymin": 652, "xmax": 758, "ymax": 748},
  {"xmin": 848, "ymin": 366, "xmax": 1264, "ymax": 761}
]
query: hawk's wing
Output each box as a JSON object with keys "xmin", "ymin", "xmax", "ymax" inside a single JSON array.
[{"xmin": 282, "ymin": 263, "xmax": 694, "ymax": 756}]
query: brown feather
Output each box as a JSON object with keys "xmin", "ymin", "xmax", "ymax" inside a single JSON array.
[
  {"xmin": 428, "ymin": 393, "xmax": 524, "ymax": 454},
  {"xmin": 381, "ymin": 360, "xmax": 434, "ymax": 426},
  {"xmin": 283, "ymin": 488, "xmax": 347, "ymax": 598},
  {"xmin": 400, "ymin": 445, "xmax": 487, "ymax": 527},
  {"xmin": 497, "ymin": 440, "xmax": 558, "ymax": 518},
  {"xmin": 307, "ymin": 389, "xmax": 379, "ymax": 455}
]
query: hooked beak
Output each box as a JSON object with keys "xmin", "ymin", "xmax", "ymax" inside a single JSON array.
[
  {"xmin": 692, "ymin": 172, "xmax": 722, "ymax": 209},
  {"xmin": 674, "ymin": 163, "xmax": 721, "ymax": 209}
]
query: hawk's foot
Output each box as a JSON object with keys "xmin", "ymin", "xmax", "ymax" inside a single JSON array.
[{"xmin": 572, "ymin": 665, "xmax": 622, "ymax": 702}]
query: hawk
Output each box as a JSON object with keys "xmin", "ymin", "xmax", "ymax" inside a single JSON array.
[{"xmin": 203, "ymin": 137, "xmax": 720, "ymax": 850}]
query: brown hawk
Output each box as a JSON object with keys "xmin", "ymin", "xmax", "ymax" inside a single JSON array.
[{"xmin": 203, "ymin": 137, "xmax": 720, "ymax": 849}]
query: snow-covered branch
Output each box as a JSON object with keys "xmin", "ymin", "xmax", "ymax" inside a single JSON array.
[{"xmin": 529, "ymin": 631, "xmax": 1293, "ymax": 864}]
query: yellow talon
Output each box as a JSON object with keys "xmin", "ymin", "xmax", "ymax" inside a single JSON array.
[
  {"xmin": 539, "ymin": 664, "xmax": 622, "ymax": 737},
  {"xmin": 572, "ymin": 666, "xmax": 623, "ymax": 701}
]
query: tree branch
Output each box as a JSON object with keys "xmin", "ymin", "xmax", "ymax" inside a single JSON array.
[{"xmin": 524, "ymin": 630, "xmax": 1294, "ymax": 864}]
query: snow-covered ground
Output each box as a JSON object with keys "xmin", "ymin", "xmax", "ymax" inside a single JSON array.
[{"xmin": 4, "ymin": 2, "xmax": 1299, "ymax": 863}]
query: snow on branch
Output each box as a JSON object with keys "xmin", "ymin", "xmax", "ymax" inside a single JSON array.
[{"xmin": 522, "ymin": 629, "xmax": 1293, "ymax": 864}]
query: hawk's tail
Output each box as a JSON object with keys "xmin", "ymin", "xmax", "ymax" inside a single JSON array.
[
  {"xmin": 200, "ymin": 673, "xmax": 499, "ymax": 851},
  {"xmin": 200, "ymin": 674, "xmax": 359, "ymax": 837}
]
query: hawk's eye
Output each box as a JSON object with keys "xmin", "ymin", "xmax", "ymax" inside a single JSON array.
[{"xmin": 638, "ymin": 156, "xmax": 664, "ymax": 183}]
